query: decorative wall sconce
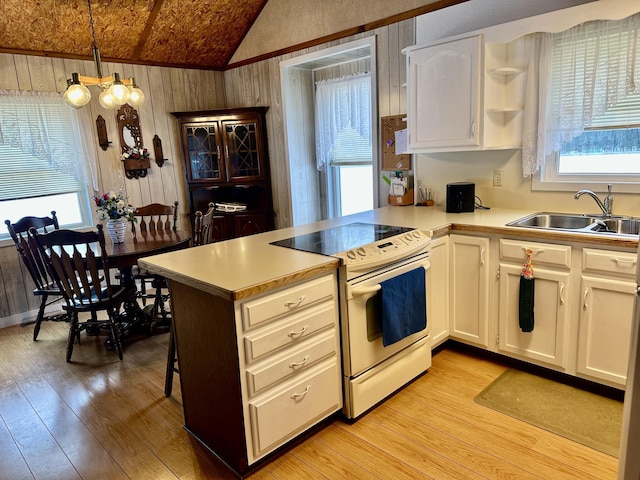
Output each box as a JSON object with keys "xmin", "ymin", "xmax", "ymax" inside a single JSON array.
[
  {"xmin": 95, "ymin": 115, "xmax": 111, "ymax": 151},
  {"xmin": 153, "ymin": 135, "xmax": 167, "ymax": 167}
]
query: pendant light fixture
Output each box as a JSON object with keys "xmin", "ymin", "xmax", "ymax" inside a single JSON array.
[{"xmin": 63, "ymin": 0, "xmax": 145, "ymax": 109}]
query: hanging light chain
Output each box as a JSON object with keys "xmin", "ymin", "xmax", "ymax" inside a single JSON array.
[{"xmin": 88, "ymin": 0, "xmax": 98, "ymax": 49}]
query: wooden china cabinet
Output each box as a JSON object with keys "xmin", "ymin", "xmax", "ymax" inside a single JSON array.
[{"xmin": 172, "ymin": 107, "xmax": 274, "ymax": 241}]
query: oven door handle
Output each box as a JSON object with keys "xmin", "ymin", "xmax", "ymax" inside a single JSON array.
[
  {"xmin": 349, "ymin": 261, "xmax": 431, "ymax": 300},
  {"xmin": 351, "ymin": 284, "xmax": 382, "ymax": 298}
]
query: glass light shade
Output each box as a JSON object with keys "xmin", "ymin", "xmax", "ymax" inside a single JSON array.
[
  {"xmin": 99, "ymin": 89, "xmax": 117, "ymax": 109},
  {"xmin": 128, "ymin": 86, "xmax": 145, "ymax": 106},
  {"xmin": 107, "ymin": 82, "xmax": 130, "ymax": 105},
  {"xmin": 65, "ymin": 83, "xmax": 91, "ymax": 108}
]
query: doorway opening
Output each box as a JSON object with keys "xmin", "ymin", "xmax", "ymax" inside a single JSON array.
[{"xmin": 280, "ymin": 37, "xmax": 378, "ymax": 226}]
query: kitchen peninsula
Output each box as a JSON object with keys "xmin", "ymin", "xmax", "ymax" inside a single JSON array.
[{"xmin": 139, "ymin": 205, "xmax": 637, "ymax": 476}]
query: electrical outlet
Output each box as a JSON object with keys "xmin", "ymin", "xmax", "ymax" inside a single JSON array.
[{"xmin": 493, "ymin": 169, "xmax": 503, "ymax": 187}]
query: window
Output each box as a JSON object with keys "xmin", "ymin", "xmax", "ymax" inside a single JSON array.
[
  {"xmin": 315, "ymin": 73, "xmax": 374, "ymax": 218},
  {"xmin": 328, "ymin": 123, "xmax": 373, "ymax": 216},
  {"xmin": 530, "ymin": 13, "xmax": 640, "ymax": 190},
  {"xmin": 0, "ymin": 91, "xmax": 96, "ymax": 239}
]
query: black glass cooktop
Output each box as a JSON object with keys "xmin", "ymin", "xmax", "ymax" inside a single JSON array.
[{"xmin": 270, "ymin": 222, "xmax": 413, "ymax": 256}]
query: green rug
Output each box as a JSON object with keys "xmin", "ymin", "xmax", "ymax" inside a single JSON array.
[{"xmin": 474, "ymin": 369, "xmax": 623, "ymax": 457}]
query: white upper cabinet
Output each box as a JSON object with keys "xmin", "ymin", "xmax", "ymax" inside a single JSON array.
[
  {"xmin": 406, "ymin": 34, "xmax": 527, "ymax": 153},
  {"xmin": 406, "ymin": 35, "xmax": 482, "ymax": 151}
]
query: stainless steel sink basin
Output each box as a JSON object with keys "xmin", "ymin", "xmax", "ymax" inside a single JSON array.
[
  {"xmin": 507, "ymin": 212, "xmax": 640, "ymax": 237},
  {"xmin": 592, "ymin": 218, "xmax": 640, "ymax": 236}
]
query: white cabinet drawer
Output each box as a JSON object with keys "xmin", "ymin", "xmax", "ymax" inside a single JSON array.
[
  {"xmin": 246, "ymin": 331, "xmax": 337, "ymax": 397},
  {"xmin": 241, "ymin": 275, "xmax": 335, "ymax": 330},
  {"xmin": 243, "ymin": 301, "xmax": 336, "ymax": 363},
  {"xmin": 500, "ymin": 239, "xmax": 571, "ymax": 268},
  {"xmin": 582, "ymin": 248, "xmax": 637, "ymax": 278},
  {"xmin": 249, "ymin": 360, "xmax": 341, "ymax": 457}
]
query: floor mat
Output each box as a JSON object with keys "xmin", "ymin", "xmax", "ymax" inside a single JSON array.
[{"xmin": 474, "ymin": 368, "xmax": 623, "ymax": 457}]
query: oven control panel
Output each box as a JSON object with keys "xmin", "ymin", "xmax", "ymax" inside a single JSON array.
[{"xmin": 334, "ymin": 229, "xmax": 431, "ymax": 273}]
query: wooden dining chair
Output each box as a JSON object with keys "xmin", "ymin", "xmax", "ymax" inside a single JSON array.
[
  {"xmin": 130, "ymin": 201, "xmax": 178, "ymax": 321},
  {"xmin": 193, "ymin": 202, "xmax": 216, "ymax": 246},
  {"xmin": 31, "ymin": 224, "xmax": 138, "ymax": 362},
  {"xmin": 5, "ymin": 211, "xmax": 68, "ymax": 341},
  {"xmin": 166, "ymin": 201, "xmax": 215, "ymax": 397}
]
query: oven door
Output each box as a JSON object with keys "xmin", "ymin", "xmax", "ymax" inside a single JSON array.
[{"xmin": 342, "ymin": 253, "xmax": 430, "ymax": 378}]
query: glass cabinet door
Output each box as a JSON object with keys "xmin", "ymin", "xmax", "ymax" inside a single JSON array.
[
  {"xmin": 223, "ymin": 120, "xmax": 262, "ymax": 180},
  {"xmin": 184, "ymin": 123, "xmax": 223, "ymax": 182}
]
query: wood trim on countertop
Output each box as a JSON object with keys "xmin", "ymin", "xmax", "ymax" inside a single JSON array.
[
  {"xmin": 153, "ymin": 259, "xmax": 341, "ymax": 302},
  {"xmin": 450, "ymin": 223, "xmax": 639, "ymax": 249}
]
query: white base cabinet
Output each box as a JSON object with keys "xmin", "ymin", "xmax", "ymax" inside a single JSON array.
[
  {"xmin": 445, "ymin": 235, "xmax": 635, "ymax": 391},
  {"xmin": 427, "ymin": 236, "xmax": 449, "ymax": 347},
  {"xmin": 497, "ymin": 239, "xmax": 572, "ymax": 368},
  {"xmin": 449, "ymin": 234, "xmax": 490, "ymax": 348},
  {"xmin": 576, "ymin": 248, "xmax": 637, "ymax": 388},
  {"xmin": 237, "ymin": 273, "xmax": 342, "ymax": 464}
]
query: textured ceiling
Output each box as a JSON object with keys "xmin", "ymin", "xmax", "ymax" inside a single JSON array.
[{"xmin": 0, "ymin": 0, "xmax": 268, "ymax": 70}]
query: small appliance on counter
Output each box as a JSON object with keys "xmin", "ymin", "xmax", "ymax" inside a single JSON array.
[{"xmin": 446, "ymin": 182, "xmax": 475, "ymax": 213}]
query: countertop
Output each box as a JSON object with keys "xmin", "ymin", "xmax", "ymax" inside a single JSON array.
[{"xmin": 138, "ymin": 206, "xmax": 639, "ymax": 301}]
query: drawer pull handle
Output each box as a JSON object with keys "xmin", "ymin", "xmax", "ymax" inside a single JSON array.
[
  {"xmin": 289, "ymin": 356, "xmax": 310, "ymax": 369},
  {"xmin": 291, "ymin": 385, "xmax": 311, "ymax": 400},
  {"xmin": 287, "ymin": 326, "xmax": 308, "ymax": 338},
  {"xmin": 611, "ymin": 257, "xmax": 637, "ymax": 265},
  {"xmin": 284, "ymin": 296, "xmax": 306, "ymax": 308}
]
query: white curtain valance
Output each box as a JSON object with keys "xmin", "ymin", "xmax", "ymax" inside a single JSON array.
[
  {"xmin": 0, "ymin": 89, "xmax": 98, "ymax": 191},
  {"xmin": 314, "ymin": 73, "xmax": 372, "ymax": 172}
]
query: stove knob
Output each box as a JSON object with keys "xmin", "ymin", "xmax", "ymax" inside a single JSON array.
[
  {"xmin": 347, "ymin": 250, "xmax": 357, "ymax": 259},
  {"xmin": 357, "ymin": 247, "xmax": 367, "ymax": 256},
  {"xmin": 404, "ymin": 232, "xmax": 414, "ymax": 242},
  {"xmin": 413, "ymin": 230, "xmax": 422, "ymax": 239}
]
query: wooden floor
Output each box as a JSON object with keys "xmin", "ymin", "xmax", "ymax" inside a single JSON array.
[{"xmin": 0, "ymin": 318, "xmax": 619, "ymax": 480}]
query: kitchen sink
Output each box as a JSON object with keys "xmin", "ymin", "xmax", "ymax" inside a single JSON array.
[{"xmin": 507, "ymin": 212, "xmax": 640, "ymax": 236}]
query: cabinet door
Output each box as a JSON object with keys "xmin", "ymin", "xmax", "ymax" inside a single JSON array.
[
  {"xmin": 235, "ymin": 213, "xmax": 270, "ymax": 237},
  {"xmin": 427, "ymin": 236, "xmax": 449, "ymax": 348},
  {"xmin": 498, "ymin": 264, "xmax": 570, "ymax": 368},
  {"xmin": 407, "ymin": 35, "xmax": 481, "ymax": 150},
  {"xmin": 223, "ymin": 119, "xmax": 264, "ymax": 182},
  {"xmin": 182, "ymin": 122, "xmax": 225, "ymax": 183},
  {"xmin": 577, "ymin": 276, "xmax": 635, "ymax": 387},
  {"xmin": 449, "ymin": 234, "xmax": 490, "ymax": 347}
]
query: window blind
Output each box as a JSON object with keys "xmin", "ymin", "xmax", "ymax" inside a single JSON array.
[
  {"xmin": 549, "ymin": 13, "xmax": 640, "ymax": 132},
  {"xmin": 0, "ymin": 96, "xmax": 85, "ymax": 202},
  {"xmin": 0, "ymin": 145, "xmax": 81, "ymax": 201}
]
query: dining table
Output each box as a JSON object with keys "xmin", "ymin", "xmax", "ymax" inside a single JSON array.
[{"xmin": 104, "ymin": 228, "xmax": 192, "ymax": 342}]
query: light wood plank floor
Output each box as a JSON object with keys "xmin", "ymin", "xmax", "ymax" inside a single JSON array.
[{"xmin": 0, "ymin": 319, "xmax": 619, "ymax": 479}]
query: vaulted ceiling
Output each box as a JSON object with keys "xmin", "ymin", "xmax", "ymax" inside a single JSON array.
[{"xmin": 0, "ymin": 0, "xmax": 268, "ymax": 70}]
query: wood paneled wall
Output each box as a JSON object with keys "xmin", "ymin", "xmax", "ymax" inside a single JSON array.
[
  {"xmin": 0, "ymin": 17, "xmax": 413, "ymax": 325},
  {"xmin": 0, "ymin": 53, "xmax": 225, "ymax": 325},
  {"xmin": 224, "ymin": 19, "xmax": 415, "ymax": 228}
]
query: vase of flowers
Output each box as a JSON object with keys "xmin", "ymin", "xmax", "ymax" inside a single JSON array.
[
  {"xmin": 121, "ymin": 146, "xmax": 151, "ymax": 171},
  {"xmin": 94, "ymin": 188, "xmax": 136, "ymax": 244}
]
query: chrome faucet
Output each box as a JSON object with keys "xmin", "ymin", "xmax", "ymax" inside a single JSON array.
[{"xmin": 574, "ymin": 184, "xmax": 613, "ymax": 217}]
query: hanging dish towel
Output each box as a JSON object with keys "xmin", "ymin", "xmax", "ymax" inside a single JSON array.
[
  {"xmin": 380, "ymin": 267, "xmax": 427, "ymax": 347},
  {"xmin": 519, "ymin": 249, "xmax": 535, "ymax": 332}
]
